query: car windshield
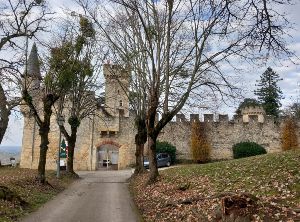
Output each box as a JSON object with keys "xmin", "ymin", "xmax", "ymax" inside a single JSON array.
[{"xmin": 143, "ymin": 157, "xmax": 149, "ymax": 161}]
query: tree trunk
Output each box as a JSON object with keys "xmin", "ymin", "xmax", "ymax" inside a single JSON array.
[
  {"xmin": 66, "ymin": 126, "xmax": 78, "ymax": 175},
  {"xmin": 148, "ymin": 136, "xmax": 158, "ymax": 183},
  {"xmin": 36, "ymin": 94, "xmax": 57, "ymax": 184},
  {"xmin": 146, "ymin": 91, "xmax": 160, "ymax": 183},
  {"xmin": 67, "ymin": 139, "xmax": 75, "ymax": 174},
  {"xmin": 134, "ymin": 117, "xmax": 147, "ymax": 174},
  {"xmin": 37, "ymin": 125, "xmax": 49, "ymax": 184},
  {"xmin": 141, "ymin": 143, "xmax": 144, "ymax": 167},
  {"xmin": 22, "ymin": 91, "xmax": 59, "ymax": 183},
  {"xmin": 0, "ymin": 83, "xmax": 10, "ymax": 144},
  {"xmin": 134, "ymin": 142, "xmax": 145, "ymax": 174}
]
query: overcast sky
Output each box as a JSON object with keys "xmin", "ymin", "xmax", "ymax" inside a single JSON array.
[{"xmin": 2, "ymin": 0, "xmax": 300, "ymax": 147}]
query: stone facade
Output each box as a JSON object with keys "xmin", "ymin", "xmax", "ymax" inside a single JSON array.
[
  {"xmin": 20, "ymin": 46, "xmax": 299, "ymax": 171},
  {"xmin": 21, "ymin": 105, "xmax": 298, "ymax": 171},
  {"xmin": 241, "ymin": 106, "xmax": 266, "ymax": 123},
  {"xmin": 159, "ymin": 113, "xmax": 298, "ymax": 161},
  {"xmin": 21, "ymin": 105, "xmax": 300, "ymax": 170},
  {"xmin": 20, "ymin": 111, "xmax": 137, "ymax": 170},
  {"xmin": 103, "ymin": 64, "xmax": 130, "ymax": 118},
  {"xmin": 20, "ymin": 59, "xmax": 136, "ymax": 170}
]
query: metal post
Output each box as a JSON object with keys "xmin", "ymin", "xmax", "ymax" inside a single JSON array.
[
  {"xmin": 31, "ymin": 120, "xmax": 36, "ymax": 169},
  {"xmin": 56, "ymin": 115, "xmax": 64, "ymax": 178},
  {"xmin": 57, "ymin": 130, "xmax": 61, "ymax": 178},
  {"xmin": 106, "ymin": 149, "xmax": 109, "ymax": 170},
  {"xmin": 90, "ymin": 115, "xmax": 95, "ymax": 170}
]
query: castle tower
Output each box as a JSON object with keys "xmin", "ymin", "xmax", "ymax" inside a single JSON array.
[
  {"xmin": 20, "ymin": 43, "xmax": 42, "ymax": 115},
  {"xmin": 22, "ymin": 43, "xmax": 42, "ymax": 93},
  {"xmin": 103, "ymin": 64, "xmax": 130, "ymax": 117},
  {"xmin": 20, "ymin": 43, "xmax": 42, "ymax": 169}
]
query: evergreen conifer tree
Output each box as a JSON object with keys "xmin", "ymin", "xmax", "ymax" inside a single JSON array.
[{"xmin": 255, "ymin": 67, "xmax": 283, "ymax": 117}]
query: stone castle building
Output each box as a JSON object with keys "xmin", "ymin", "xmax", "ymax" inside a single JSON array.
[{"xmin": 20, "ymin": 45, "xmax": 299, "ymax": 170}]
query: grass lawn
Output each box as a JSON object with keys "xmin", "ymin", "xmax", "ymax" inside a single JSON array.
[
  {"xmin": 130, "ymin": 150, "xmax": 300, "ymax": 221},
  {"xmin": 0, "ymin": 167, "xmax": 76, "ymax": 222}
]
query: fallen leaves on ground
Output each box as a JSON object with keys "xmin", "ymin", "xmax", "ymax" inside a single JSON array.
[
  {"xmin": 130, "ymin": 150, "xmax": 300, "ymax": 221},
  {"xmin": 0, "ymin": 167, "xmax": 76, "ymax": 222}
]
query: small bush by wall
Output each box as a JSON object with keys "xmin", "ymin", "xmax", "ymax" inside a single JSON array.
[
  {"xmin": 232, "ymin": 142, "xmax": 266, "ymax": 159},
  {"xmin": 156, "ymin": 141, "xmax": 176, "ymax": 163}
]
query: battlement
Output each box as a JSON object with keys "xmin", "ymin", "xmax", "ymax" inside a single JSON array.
[
  {"xmin": 173, "ymin": 113, "xmax": 281, "ymax": 125},
  {"xmin": 241, "ymin": 105, "xmax": 265, "ymax": 115},
  {"xmin": 176, "ymin": 114, "xmax": 186, "ymax": 122},
  {"xmin": 103, "ymin": 64, "xmax": 130, "ymax": 80},
  {"xmin": 190, "ymin": 114, "xmax": 199, "ymax": 122},
  {"xmin": 204, "ymin": 114, "xmax": 214, "ymax": 122}
]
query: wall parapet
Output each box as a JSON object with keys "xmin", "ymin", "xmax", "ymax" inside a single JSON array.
[
  {"xmin": 190, "ymin": 114, "xmax": 199, "ymax": 122},
  {"xmin": 176, "ymin": 114, "xmax": 186, "ymax": 122},
  {"xmin": 204, "ymin": 114, "xmax": 214, "ymax": 122},
  {"xmin": 170, "ymin": 113, "xmax": 293, "ymax": 127}
]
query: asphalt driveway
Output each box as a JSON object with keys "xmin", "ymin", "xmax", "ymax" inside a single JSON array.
[{"xmin": 21, "ymin": 170, "xmax": 140, "ymax": 222}]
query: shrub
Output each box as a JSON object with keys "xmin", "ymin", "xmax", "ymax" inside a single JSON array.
[
  {"xmin": 281, "ymin": 117, "xmax": 299, "ymax": 151},
  {"xmin": 190, "ymin": 120, "xmax": 211, "ymax": 163},
  {"xmin": 232, "ymin": 142, "xmax": 266, "ymax": 159},
  {"xmin": 156, "ymin": 141, "xmax": 176, "ymax": 163}
]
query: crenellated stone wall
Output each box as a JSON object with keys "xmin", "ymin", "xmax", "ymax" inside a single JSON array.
[
  {"xmin": 20, "ymin": 108, "xmax": 300, "ymax": 170},
  {"xmin": 19, "ymin": 46, "xmax": 298, "ymax": 170},
  {"xmin": 158, "ymin": 113, "xmax": 298, "ymax": 161}
]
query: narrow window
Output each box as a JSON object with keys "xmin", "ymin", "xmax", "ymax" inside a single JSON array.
[{"xmin": 119, "ymin": 100, "xmax": 123, "ymax": 107}]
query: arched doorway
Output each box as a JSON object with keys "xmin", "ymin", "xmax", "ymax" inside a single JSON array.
[{"xmin": 97, "ymin": 141, "xmax": 120, "ymax": 170}]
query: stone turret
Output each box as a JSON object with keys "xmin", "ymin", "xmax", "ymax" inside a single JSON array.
[
  {"xmin": 241, "ymin": 105, "xmax": 265, "ymax": 123},
  {"xmin": 27, "ymin": 43, "xmax": 42, "ymax": 80},
  {"xmin": 22, "ymin": 43, "xmax": 41, "ymax": 93},
  {"xmin": 20, "ymin": 43, "xmax": 42, "ymax": 168},
  {"xmin": 21, "ymin": 43, "xmax": 41, "ymax": 115},
  {"xmin": 103, "ymin": 64, "xmax": 130, "ymax": 117}
]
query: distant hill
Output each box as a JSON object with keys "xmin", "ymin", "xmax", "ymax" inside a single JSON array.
[
  {"xmin": 0, "ymin": 146, "xmax": 21, "ymax": 165},
  {"xmin": 0, "ymin": 146, "xmax": 21, "ymax": 154}
]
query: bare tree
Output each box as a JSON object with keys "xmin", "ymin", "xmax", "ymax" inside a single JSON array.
[
  {"xmin": 51, "ymin": 15, "xmax": 103, "ymax": 175},
  {"xmin": 0, "ymin": 80, "xmax": 19, "ymax": 144},
  {"xmin": 75, "ymin": 0, "xmax": 149, "ymax": 174},
  {"xmin": 22, "ymin": 41, "xmax": 78, "ymax": 183},
  {"xmin": 0, "ymin": 0, "xmax": 50, "ymax": 144},
  {"xmin": 79, "ymin": 0, "xmax": 292, "ymax": 182}
]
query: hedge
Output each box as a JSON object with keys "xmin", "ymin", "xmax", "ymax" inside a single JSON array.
[{"xmin": 233, "ymin": 142, "xmax": 266, "ymax": 159}]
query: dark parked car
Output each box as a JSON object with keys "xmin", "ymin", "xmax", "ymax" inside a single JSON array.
[{"xmin": 144, "ymin": 153, "xmax": 171, "ymax": 168}]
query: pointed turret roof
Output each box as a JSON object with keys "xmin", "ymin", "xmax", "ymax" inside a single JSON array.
[{"xmin": 26, "ymin": 43, "xmax": 41, "ymax": 80}]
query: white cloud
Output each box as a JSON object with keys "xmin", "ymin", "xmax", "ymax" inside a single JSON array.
[{"xmin": 2, "ymin": 0, "xmax": 300, "ymax": 145}]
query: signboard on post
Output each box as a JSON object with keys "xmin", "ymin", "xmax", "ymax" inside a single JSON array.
[{"xmin": 60, "ymin": 139, "xmax": 67, "ymax": 158}]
